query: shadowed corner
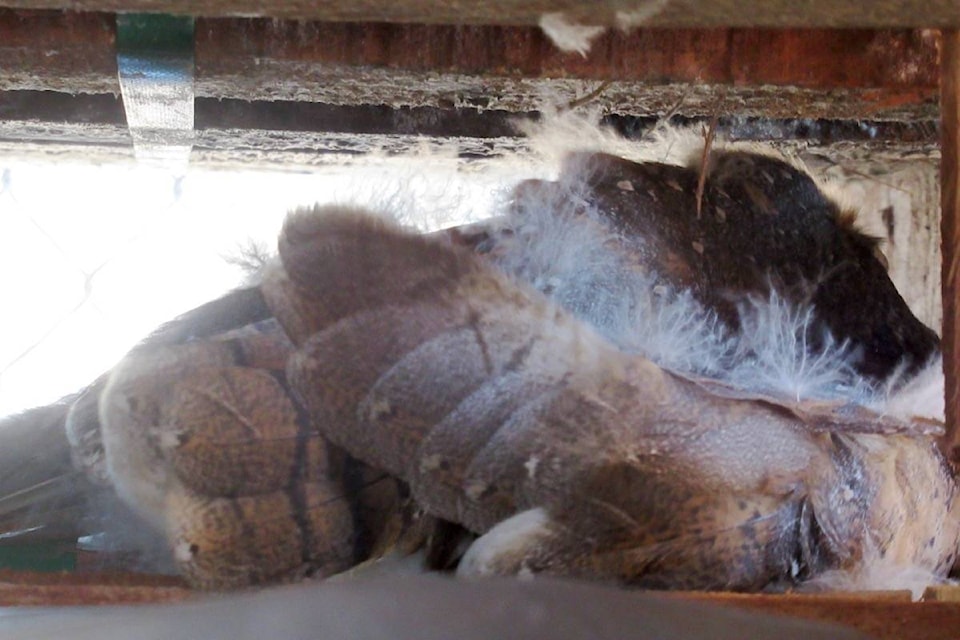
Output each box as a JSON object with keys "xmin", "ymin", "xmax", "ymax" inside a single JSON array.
[{"xmin": 0, "ymin": 398, "xmax": 91, "ymax": 572}]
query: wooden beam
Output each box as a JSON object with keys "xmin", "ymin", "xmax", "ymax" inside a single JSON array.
[
  {"xmin": 943, "ymin": 29, "xmax": 960, "ymax": 463},
  {"xmin": 192, "ymin": 23, "xmax": 940, "ymax": 119},
  {"xmin": 3, "ymin": 570, "xmax": 960, "ymax": 640},
  {"xmin": 0, "ymin": 9, "xmax": 117, "ymax": 94},
  {"xmin": 0, "ymin": 90, "xmax": 939, "ymax": 152},
  {"xmin": 194, "ymin": 22, "xmax": 939, "ymax": 90},
  {"xmin": 0, "ymin": 0, "xmax": 958, "ymax": 27},
  {"xmin": 0, "ymin": 92, "xmax": 940, "ymax": 168},
  {"xmin": 0, "ymin": 11, "xmax": 942, "ymax": 121}
]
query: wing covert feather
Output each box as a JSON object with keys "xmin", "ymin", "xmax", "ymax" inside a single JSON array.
[{"xmin": 266, "ymin": 206, "xmax": 959, "ymax": 591}]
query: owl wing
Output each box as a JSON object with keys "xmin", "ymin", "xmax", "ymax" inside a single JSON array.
[
  {"xmin": 265, "ymin": 207, "xmax": 920, "ymax": 590},
  {"xmin": 678, "ymin": 374, "xmax": 941, "ymax": 437}
]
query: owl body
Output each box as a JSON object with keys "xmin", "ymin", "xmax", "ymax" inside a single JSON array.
[
  {"xmin": 264, "ymin": 209, "xmax": 959, "ymax": 592},
  {"xmin": 7, "ymin": 148, "xmax": 955, "ymax": 593}
]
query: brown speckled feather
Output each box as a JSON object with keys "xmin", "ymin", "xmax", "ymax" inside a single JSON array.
[{"xmin": 266, "ymin": 207, "xmax": 960, "ymax": 591}]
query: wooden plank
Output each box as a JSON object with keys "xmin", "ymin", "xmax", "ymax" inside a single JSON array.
[
  {"xmin": 0, "ymin": 90, "xmax": 940, "ymax": 155},
  {"xmin": 0, "ymin": 0, "xmax": 958, "ymax": 27},
  {"xmin": 0, "ymin": 10, "xmax": 942, "ymax": 121},
  {"xmin": 193, "ymin": 23, "xmax": 939, "ymax": 89},
  {"xmin": 4, "ymin": 569, "xmax": 960, "ymax": 640},
  {"xmin": 0, "ymin": 569, "xmax": 189, "ymax": 606},
  {"xmin": 0, "ymin": 9, "xmax": 117, "ymax": 94},
  {"xmin": 942, "ymin": 29, "xmax": 960, "ymax": 462},
  {"xmin": 674, "ymin": 591, "xmax": 960, "ymax": 640},
  {"xmin": 118, "ymin": 24, "xmax": 954, "ymax": 120}
]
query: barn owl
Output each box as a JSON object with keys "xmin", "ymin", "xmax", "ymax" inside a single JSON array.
[{"xmin": 0, "ymin": 147, "xmax": 954, "ymax": 596}]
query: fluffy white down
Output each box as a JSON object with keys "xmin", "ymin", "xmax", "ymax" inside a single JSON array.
[
  {"xmin": 538, "ymin": 13, "xmax": 605, "ymax": 57},
  {"xmin": 472, "ymin": 125, "xmax": 950, "ymax": 597},
  {"xmin": 458, "ymin": 508, "xmax": 554, "ymax": 578},
  {"xmin": 801, "ymin": 552, "xmax": 947, "ymax": 601},
  {"xmin": 482, "ymin": 143, "xmax": 943, "ymax": 423}
]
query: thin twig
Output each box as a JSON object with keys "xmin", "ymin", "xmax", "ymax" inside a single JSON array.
[
  {"xmin": 695, "ymin": 95, "xmax": 724, "ymax": 219},
  {"xmin": 659, "ymin": 85, "xmax": 694, "ymax": 125},
  {"xmin": 563, "ymin": 80, "xmax": 613, "ymax": 112},
  {"xmin": 839, "ymin": 166, "xmax": 913, "ymax": 195}
]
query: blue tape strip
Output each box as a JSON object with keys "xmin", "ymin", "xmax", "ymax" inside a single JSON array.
[{"xmin": 116, "ymin": 15, "xmax": 196, "ymax": 168}]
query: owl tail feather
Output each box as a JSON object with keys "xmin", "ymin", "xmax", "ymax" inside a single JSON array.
[{"xmin": 0, "ymin": 398, "xmax": 95, "ymax": 548}]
